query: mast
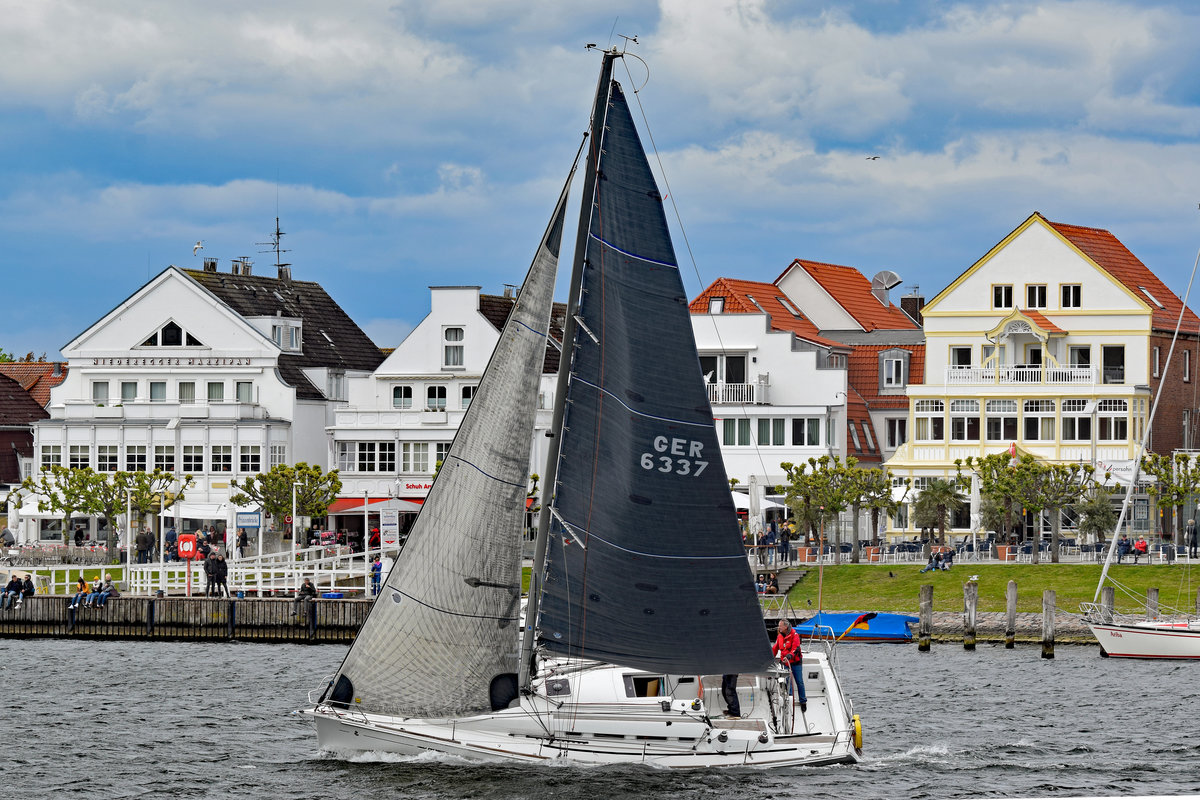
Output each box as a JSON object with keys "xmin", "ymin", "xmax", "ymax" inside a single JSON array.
[{"xmin": 519, "ymin": 50, "xmax": 618, "ymax": 691}]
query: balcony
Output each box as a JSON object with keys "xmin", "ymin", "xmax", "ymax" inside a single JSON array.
[
  {"xmin": 944, "ymin": 366, "xmax": 1100, "ymax": 386},
  {"xmin": 707, "ymin": 382, "xmax": 768, "ymax": 405}
]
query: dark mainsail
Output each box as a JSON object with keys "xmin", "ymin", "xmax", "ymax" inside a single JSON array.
[{"xmin": 535, "ymin": 68, "xmax": 773, "ymax": 675}]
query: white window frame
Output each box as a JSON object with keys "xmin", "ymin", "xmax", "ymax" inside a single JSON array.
[
  {"xmin": 443, "ymin": 326, "xmax": 465, "ymax": 368},
  {"xmin": 1061, "ymin": 284, "xmax": 1082, "ymax": 308},
  {"xmin": 393, "ymin": 385, "xmax": 413, "ymax": 409},
  {"xmin": 914, "ymin": 400, "xmax": 945, "ymax": 442}
]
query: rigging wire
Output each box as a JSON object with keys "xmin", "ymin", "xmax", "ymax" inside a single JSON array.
[
  {"xmin": 1095, "ymin": 241, "xmax": 1200, "ymax": 602},
  {"xmin": 618, "ymin": 57, "xmax": 782, "ymax": 517}
]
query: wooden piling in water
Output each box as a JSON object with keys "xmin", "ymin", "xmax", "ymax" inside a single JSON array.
[
  {"xmin": 1005, "ymin": 580, "xmax": 1017, "ymax": 649},
  {"xmin": 1041, "ymin": 589, "xmax": 1055, "ymax": 659},
  {"xmin": 963, "ymin": 580, "xmax": 977, "ymax": 650},
  {"xmin": 1101, "ymin": 586, "xmax": 1115, "ymax": 623},
  {"xmin": 918, "ymin": 584, "xmax": 932, "ymax": 652}
]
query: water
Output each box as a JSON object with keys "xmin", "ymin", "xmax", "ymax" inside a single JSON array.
[{"xmin": 8, "ymin": 638, "xmax": 1199, "ymax": 799}]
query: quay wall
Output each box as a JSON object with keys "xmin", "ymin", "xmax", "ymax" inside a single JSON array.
[
  {"xmin": 0, "ymin": 596, "xmax": 370, "ymax": 643},
  {"xmin": 0, "ymin": 596, "xmax": 1096, "ymax": 645}
]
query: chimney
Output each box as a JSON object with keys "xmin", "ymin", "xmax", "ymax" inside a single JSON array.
[
  {"xmin": 278, "ymin": 264, "xmax": 292, "ymax": 282},
  {"xmin": 870, "ymin": 270, "xmax": 902, "ymax": 307},
  {"xmin": 901, "ymin": 293, "xmax": 925, "ymax": 327},
  {"xmin": 232, "ymin": 258, "xmax": 252, "ymax": 276},
  {"xmin": 503, "ymin": 284, "xmax": 515, "ymax": 299},
  {"xmin": 203, "ymin": 258, "xmax": 218, "ymax": 272}
]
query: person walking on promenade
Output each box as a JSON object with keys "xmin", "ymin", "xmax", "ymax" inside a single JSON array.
[
  {"xmin": 773, "ymin": 619, "xmax": 806, "ymax": 712},
  {"xmin": 371, "ymin": 557, "xmax": 382, "ymax": 596},
  {"xmin": 236, "ymin": 529, "xmax": 248, "ymax": 560},
  {"xmin": 203, "ymin": 553, "xmax": 217, "ymax": 596},
  {"xmin": 1188, "ymin": 519, "xmax": 1198, "ymax": 560},
  {"xmin": 778, "ymin": 524, "xmax": 791, "ymax": 566},
  {"xmin": 214, "ymin": 555, "xmax": 230, "ymax": 597}
]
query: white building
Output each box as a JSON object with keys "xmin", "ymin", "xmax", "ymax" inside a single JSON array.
[
  {"xmin": 688, "ymin": 278, "xmax": 850, "ymax": 493},
  {"xmin": 327, "ymin": 285, "xmax": 563, "ymax": 536},
  {"xmin": 17, "ymin": 258, "xmax": 384, "ymax": 544}
]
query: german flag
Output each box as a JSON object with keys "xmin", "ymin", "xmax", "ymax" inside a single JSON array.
[{"xmin": 837, "ymin": 612, "xmax": 878, "ymax": 641}]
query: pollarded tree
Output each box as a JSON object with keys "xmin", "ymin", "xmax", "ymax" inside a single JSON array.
[
  {"xmin": 18, "ymin": 465, "xmax": 100, "ymax": 545},
  {"xmin": 852, "ymin": 467, "xmax": 905, "ymax": 560},
  {"xmin": 1029, "ymin": 462, "xmax": 1094, "ymax": 563},
  {"xmin": 231, "ymin": 462, "xmax": 342, "ymax": 534},
  {"xmin": 780, "ymin": 455, "xmax": 859, "ymax": 563},
  {"xmin": 1141, "ymin": 452, "xmax": 1200, "ymax": 543}
]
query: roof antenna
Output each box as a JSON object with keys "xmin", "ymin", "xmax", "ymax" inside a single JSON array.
[{"xmin": 256, "ymin": 217, "xmax": 292, "ymax": 279}]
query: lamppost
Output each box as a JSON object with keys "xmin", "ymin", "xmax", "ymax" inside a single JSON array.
[
  {"xmin": 124, "ymin": 488, "xmax": 134, "ymax": 592},
  {"xmin": 291, "ymin": 481, "xmax": 301, "ymax": 592}
]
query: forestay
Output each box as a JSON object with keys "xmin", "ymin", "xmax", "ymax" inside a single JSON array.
[{"xmin": 535, "ymin": 78, "xmax": 773, "ymax": 676}]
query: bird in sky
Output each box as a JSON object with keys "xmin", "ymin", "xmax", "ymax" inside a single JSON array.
[
  {"xmin": 866, "ymin": 155, "xmax": 880, "ymax": 160},
  {"xmin": 193, "ymin": 240, "xmax": 204, "ymax": 256}
]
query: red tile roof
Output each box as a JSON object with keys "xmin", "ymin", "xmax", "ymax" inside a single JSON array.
[
  {"xmin": 846, "ymin": 394, "xmax": 882, "ymax": 464},
  {"xmin": 1044, "ymin": 216, "xmax": 1200, "ymax": 333},
  {"xmin": 780, "ymin": 260, "xmax": 919, "ymax": 332},
  {"xmin": 1022, "ymin": 309, "xmax": 1066, "ymax": 335},
  {"xmin": 848, "ymin": 344, "xmax": 925, "ymax": 410},
  {"xmin": 689, "ymin": 278, "xmax": 842, "ymax": 347},
  {"xmin": 0, "ymin": 362, "xmax": 68, "ymax": 408}
]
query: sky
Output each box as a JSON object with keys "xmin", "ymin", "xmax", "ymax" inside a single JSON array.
[{"xmin": 5, "ymin": 0, "xmax": 1200, "ymax": 359}]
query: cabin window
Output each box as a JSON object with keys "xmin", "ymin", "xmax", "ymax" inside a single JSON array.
[{"xmin": 623, "ymin": 674, "xmax": 666, "ymax": 698}]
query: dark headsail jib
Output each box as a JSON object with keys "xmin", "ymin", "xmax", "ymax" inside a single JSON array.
[{"xmin": 535, "ymin": 77, "xmax": 773, "ymax": 675}]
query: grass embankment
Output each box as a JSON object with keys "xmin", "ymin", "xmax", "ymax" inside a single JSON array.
[{"xmin": 783, "ymin": 563, "xmax": 1200, "ymax": 615}]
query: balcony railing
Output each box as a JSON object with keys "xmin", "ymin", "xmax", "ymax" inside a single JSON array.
[
  {"xmin": 944, "ymin": 365, "xmax": 1100, "ymax": 385},
  {"xmin": 706, "ymin": 382, "xmax": 768, "ymax": 405}
]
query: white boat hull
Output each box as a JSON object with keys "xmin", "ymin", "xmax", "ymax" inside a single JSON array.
[
  {"xmin": 1086, "ymin": 619, "xmax": 1200, "ymax": 659},
  {"xmin": 303, "ymin": 654, "xmax": 861, "ymax": 768}
]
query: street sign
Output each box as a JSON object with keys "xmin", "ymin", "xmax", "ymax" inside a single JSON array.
[
  {"xmin": 380, "ymin": 509, "xmax": 400, "ymax": 549},
  {"xmin": 235, "ymin": 511, "xmax": 261, "ymax": 529},
  {"xmin": 284, "ymin": 514, "xmax": 293, "ymax": 525}
]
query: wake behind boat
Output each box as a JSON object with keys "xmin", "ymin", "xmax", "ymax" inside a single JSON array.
[{"xmin": 301, "ymin": 46, "xmax": 861, "ymax": 767}]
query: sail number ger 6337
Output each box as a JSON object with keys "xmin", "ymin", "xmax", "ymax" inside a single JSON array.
[{"xmin": 640, "ymin": 435, "xmax": 709, "ymax": 476}]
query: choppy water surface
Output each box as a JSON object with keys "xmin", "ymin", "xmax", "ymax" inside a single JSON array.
[{"xmin": 8, "ymin": 638, "xmax": 1199, "ymax": 799}]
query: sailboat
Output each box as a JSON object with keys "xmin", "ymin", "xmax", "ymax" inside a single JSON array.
[
  {"xmin": 1080, "ymin": 249, "xmax": 1200, "ymax": 659},
  {"xmin": 302, "ymin": 48, "xmax": 862, "ymax": 767}
]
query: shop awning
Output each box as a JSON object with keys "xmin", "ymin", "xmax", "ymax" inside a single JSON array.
[{"xmin": 328, "ymin": 497, "xmax": 423, "ymax": 514}]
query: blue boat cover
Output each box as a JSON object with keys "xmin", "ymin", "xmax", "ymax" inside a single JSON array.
[{"xmin": 794, "ymin": 612, "xmax": 917, "ymax": 643}]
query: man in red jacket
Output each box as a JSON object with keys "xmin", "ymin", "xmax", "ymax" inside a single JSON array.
[{"xmin": 773, "ymin": 619, "xmax": 807, "ymax": 712}]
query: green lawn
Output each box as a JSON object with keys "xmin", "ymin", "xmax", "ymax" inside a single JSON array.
[{"xmin": 782, "ymin": 563, "xmax": 1200, "ymax": 615}]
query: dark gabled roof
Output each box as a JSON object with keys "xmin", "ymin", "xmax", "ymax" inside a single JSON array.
[
  {"xmin": 0, "ymin": 371, "xmax": 49, "ymax": 425},
  {"xmin": 0, "ymin": 362, "xmax": 68, "ymax": 408},
  {"xmin": 479, "ymin": 293, "xmax": 567, "ymax": 374},
  {"xmin": 183, "ymin": 269, "xmax": 385, "ymax": 400}
]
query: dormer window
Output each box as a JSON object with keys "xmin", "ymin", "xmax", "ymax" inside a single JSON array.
[
  {"xmin": 272, "ymin": 323, "xmax": 302, "ymax": 352},
  {"xmin": 140, "ymin": 320, "xmax": 204, "ymax": 348},
  {"xmin": 708, "ymin": 297, "xmax": 725, "ymax": 314}
]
